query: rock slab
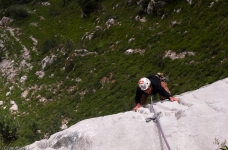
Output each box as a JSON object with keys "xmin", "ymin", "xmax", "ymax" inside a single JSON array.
[{"xmin": 26, "ymin": 78, "xmax": 228, "ymax": 150}]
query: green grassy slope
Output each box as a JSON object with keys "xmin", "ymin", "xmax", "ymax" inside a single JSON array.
[{"xmin": 0, "ymin": 0, "xmax": 228, "ymax": 146}]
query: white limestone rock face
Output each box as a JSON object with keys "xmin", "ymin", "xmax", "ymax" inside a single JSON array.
[{"xmin": 26, "ymin": 78, "xmax": 228, "ymax": 150}]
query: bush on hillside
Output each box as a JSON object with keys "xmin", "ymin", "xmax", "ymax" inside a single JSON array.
[
  {"xmin": 38, "ymin": 36, "xmax": 60, "ymax": 55},
  {"xmin": 14, "ymin": 0, "xmax": 33, "ymax": 4},
  {"xmin": 0, "ymin": 0, "xmax": 37, "ymax": 9},
  {"xmin": 37, "ymin": 37, "xmax": 75, "ymax": 56},
  {"xmin": 61, "ymin": 0, "xmax": 74, "ymax": 7},
  {"xmin": 0, "ymin": 0, "xmax": 14, "ymax": 9},
  {"xmin": 5, "ymin": 5, "xmax": 29, "ymax": 19},
  {"xmin": 62, "ymin": 39, "xmax": 75, "ymax": 55},
  {"xmin": 76, "ymin": 0, "xmax": 101, "ymax": 17},
  {"xmin": 0, "ymin": 110, "xmax": 18, "ymax": 144},
  {"xmin": 21, "ymin": 120, "xmax": 40, "ymax": 143}
]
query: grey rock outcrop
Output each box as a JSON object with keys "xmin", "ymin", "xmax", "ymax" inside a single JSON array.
[{"xmin": 26, "ymin": 78, "xmax": 228, "ymax": 150}]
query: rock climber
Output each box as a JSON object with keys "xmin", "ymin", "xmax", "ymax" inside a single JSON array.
[{"xmin": 133, "ymin": 73, "xmax": 179, "ymax": 111}]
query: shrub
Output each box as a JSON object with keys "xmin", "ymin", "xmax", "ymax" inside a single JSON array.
[
  {"xmin": 214, "ymin": 138, "xmax": 228, "ymax": 150},
  {"xmin": 5, "ymin": 5, "xmax": 29, "ymax": 19},
  {"xmin": 76, "ymin": 0, "xmax": 101, "ymax": 17},
  {"xmin": 21, "ymin": 120, "xmax": 40, "ymax": 143},
  {"xmin": 14, "ymin": 0, "xmax": 33, "ymax": 4},
  {"xmin": 0, "ymin": 0, "xmax": 14, "ymax": 9},
  {"xmin": 62, "ymin": 39, "xmax": 75, "ymax": 55},
  {"xmin": 0, "ymin": 110, "xmax": 18, "ymax": 144},
  {"xmin": 61, "ymin": 0, "xmax": 74, "ymax": 7},
  {"xmin": 37, "ymin": 36, "xmax": 60, "ymax": 55},
  {"xmin": 48, "ymin": 5, "xmax": 61, "ymax": 17}
]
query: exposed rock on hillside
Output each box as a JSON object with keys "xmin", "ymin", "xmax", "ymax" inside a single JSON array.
[
  {"xmin": 26, "ymin": 78, "xmax": 228, "ymax": 150},
  {"xmin": 164, "ymin": 50, "xmax": 195, "ymax": 60}
]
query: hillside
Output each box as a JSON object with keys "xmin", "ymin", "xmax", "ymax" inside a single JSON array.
[{"xmin": 0, "ymin": 0, "xmax": 228, "ymax": 146}]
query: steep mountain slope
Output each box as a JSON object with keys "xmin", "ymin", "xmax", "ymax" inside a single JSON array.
[{"xmin": 0, "ymin": 0, "xmax": 227, "ymax": 146}]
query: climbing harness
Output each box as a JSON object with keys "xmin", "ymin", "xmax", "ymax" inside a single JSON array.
[{"xmin": 149, "ymin": 96, "xmax": 172, "ymax": 150}]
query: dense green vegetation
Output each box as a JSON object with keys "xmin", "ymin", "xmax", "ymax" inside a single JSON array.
[{"xmin": 0, "ymin": 0, "xmax": 227, "ymax": 147}]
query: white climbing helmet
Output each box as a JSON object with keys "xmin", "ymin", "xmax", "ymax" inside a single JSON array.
[{"xmin": 138, "ymin": 77, "xmax": 151, "ymax": 91}]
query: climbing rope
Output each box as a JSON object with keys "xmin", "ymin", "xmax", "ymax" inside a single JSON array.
[{"xmin": 150, "ymin": 96, "xmax": 171, "ymax": 150}]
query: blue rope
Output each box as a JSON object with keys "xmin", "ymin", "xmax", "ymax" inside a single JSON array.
[{"xmin": 150, "ymin": 96, "xmax": 171, "ymax": 150}]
